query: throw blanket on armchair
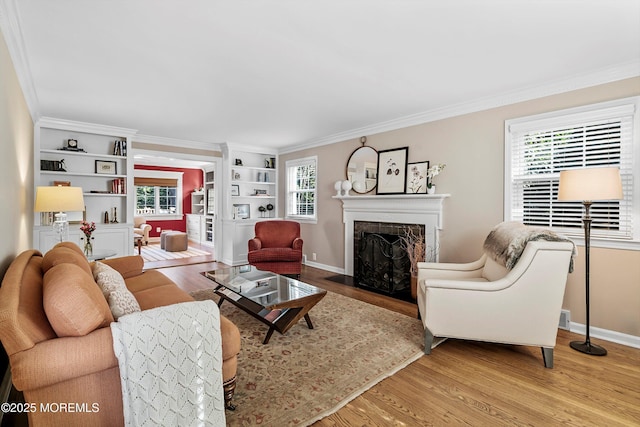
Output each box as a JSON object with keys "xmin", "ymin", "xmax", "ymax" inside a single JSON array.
[
  {"xmin": 483, "ymin": 221, "xmax": 576, "ymax": 272},
  {"xmin": 111, "ymin": 301, "xmax": 226, "ymax": 427}
]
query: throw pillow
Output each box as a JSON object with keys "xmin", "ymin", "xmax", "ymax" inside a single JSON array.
[
  {"xmin": 43, "ymin": 263, "xmax": 114, "ymax": 337},
  {"xmin": 92, "ymin": 261, "xmax": 141, "ymax": 320}
]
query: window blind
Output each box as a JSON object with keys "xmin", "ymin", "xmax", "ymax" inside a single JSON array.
[
  {"xmin": 134, "ymin": 177, "xmax": 178, "ymax": 187},
  {"xmin": 286, "ymin": 157, "xmax": 317, "ymax": 219},
  {"xmin": 508, "ymin": 104, "xmax": 635, "ymax": 241}
]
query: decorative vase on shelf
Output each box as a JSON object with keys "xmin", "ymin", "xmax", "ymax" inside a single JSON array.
[
  {"xmin": 334, "ymin": 180, "xmax": 343, "ymax": 196},
  {"xmin": 427, "ymin": 185, "xmax": 436, "ymax": 195}
]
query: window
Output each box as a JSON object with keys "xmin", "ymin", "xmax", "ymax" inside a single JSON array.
[
  {"xmin": 505, "ymin": 97, "xmax": 639, "ymax": 249},
  {"xmin": 286, "ymin": 156, "xmax": 317, "ymax": 222},
  {"xmin": 134, "ymin": 170, "xmax": 183, "ymax": 219}
]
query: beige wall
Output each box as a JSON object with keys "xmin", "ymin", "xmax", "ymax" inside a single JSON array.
[
  {"xmin": 279, "ymin": 77, "xmax": 640, "ymax": 337},
  {"xmin": 0, "ymin": 29, "xmax": 33, "ymax": 277}
]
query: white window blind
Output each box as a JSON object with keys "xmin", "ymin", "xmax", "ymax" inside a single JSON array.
[
  {"xmin": 286, "ymin": 156, "xmax": 317, "ymax": 221},
  {"xmin": 506, "ymin": 98, "xmax": 638, "ymax": 245}
]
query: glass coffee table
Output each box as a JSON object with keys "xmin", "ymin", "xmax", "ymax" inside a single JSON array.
[{"xmin": 202, "ymin": 265, "xmax": 327, "ymax": 344}]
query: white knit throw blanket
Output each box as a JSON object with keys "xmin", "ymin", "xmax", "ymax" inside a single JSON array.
[
  {"xmin": 111, "ymin": 301, "xmax": 226, "ymax": 427},
  {"xmin": 483, "ymin": 221, "xmax": 576, "ymax": 272}
]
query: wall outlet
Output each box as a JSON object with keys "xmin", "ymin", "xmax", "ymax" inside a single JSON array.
[
  {"xmin": 302, "ymin": 254, "xmax": 307, "ymax": 264},
  {"xmin": 312, "ymin": 252, "xmax": 317, "ymax": 261},
  {"xmin": 156, "ymin": 227, "xmax": 161, "ymax": 233}
]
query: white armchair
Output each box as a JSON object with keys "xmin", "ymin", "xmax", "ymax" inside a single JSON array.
[
  {"xmin": 133, "ymin": 215, "xmax": 151, "ymax": 245},
  {"xmin": 417, "ymin": 223, "xmax": 574, "ymax": 368}
]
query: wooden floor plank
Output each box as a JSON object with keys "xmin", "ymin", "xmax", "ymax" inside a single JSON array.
[{"xmin": 157, "ymin": 260, "xmax": 640, "ymax": 427}]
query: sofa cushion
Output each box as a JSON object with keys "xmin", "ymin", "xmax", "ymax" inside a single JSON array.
[
  {"xmin": 93, "ymin": 262, "xmax": 141, "ymax": 320},
  {"xmin": 124, "ymin": 270, "xmax": 177, "ymax": 293},
  {"xmin": 248, "ymin": 247, "xmax": 302, "ymax": 263},
  {"xmin": 42, "ymin": 246, "xmax": 92, "ymax": 277},
  {"xmin": 43, "ymin": 263, "xmax": 114, "ymax": 337},
  {"xmin": 133, "ymin": 285, "xmax": 193, "ymax": 311}
]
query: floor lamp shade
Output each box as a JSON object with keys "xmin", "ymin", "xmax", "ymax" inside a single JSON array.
[
  {"xmin": 557, "ymin": 167, "xmax": 622, "ymax": 357},
  {"xmin": 557, "ymin": 167, "xmax": 623, "ymax": 201}
]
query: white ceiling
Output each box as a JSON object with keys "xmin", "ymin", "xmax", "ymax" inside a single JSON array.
[{"xmin": 4, "ymin": 0, "xmax": 640, "ymax": 152}]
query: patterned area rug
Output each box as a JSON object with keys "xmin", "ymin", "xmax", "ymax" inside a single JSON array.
[
  {"xmin": 191, "ymin": 288, "xmax": 425, "ymax": 426},
  {"xmin": 140, "ymin": 243, "xmax": 211, "ymax": 262}
]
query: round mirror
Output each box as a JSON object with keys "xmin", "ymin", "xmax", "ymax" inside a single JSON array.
[{"xmin": 346, "ymin": 146, "xmax": 378, "ymax": 194}]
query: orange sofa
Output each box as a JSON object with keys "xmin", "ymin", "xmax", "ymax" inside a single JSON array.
[{"xmin": 0, "ymin": 242, "xmax": 241, "ymax": 426}]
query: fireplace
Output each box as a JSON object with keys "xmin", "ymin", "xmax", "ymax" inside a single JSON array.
[
  {"xmin": 334, "ymin": 194, "xmax": 449, "ymax": 279},
  {"xmin": 354, "ymin": 221, "xmax": 423, "ymax": 299}
]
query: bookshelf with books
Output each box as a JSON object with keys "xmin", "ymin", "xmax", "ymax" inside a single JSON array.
[{"xmin": 34, "ymin": 117, "xmax": 135, "ymax": 255}]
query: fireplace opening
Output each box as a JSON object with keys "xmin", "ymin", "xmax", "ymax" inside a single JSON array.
[{"xmin": 355, "ymin": 232, "xmax": 411, "ymax": 299}]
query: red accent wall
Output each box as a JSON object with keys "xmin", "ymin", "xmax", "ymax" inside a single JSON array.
[{"xmin": 135, "ymin": 165, "xmax": 203, "ymax": 237}]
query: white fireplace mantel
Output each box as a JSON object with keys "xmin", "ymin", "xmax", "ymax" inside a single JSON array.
[{"xmin": 333, "ymin": 194, "xmax": 450, "ymax": 276}]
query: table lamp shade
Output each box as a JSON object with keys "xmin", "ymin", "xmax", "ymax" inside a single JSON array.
[
  {"xmin": 34, "ymin": 186, "xmax": 85, "ymax": 212},
  {"xmin": 558, "ymin": 167, "xmax": 623, "ymax": 202}
]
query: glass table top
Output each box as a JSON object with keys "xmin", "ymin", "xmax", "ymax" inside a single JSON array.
[{"xmin": 202, "ymin": 265, "xmax": 324, "ymax": 307}]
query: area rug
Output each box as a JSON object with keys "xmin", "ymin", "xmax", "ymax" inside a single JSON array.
[
  {"xmin": 190, "ymin": 288, "xmax": 425, "ymax": 426},
  {"xmin": 140, "ymin": 243, "xmax": 211, "ymax": 262}
]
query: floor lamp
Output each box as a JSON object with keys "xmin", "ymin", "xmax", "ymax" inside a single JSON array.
[
  {"xmin": 34, "ymin": 186, "xmax": 86, "ymax": 243},
  {"xmin": 558, "ymin": 167, "xmax": 623, "ymax": 356}
]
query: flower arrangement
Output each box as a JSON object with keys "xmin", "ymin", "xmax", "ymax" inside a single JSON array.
[
  {"xmin": 80, "ymin": 221, "xmax": 96, "ymax": 256},
  {"xmin": 80, "ymin": 220, "xmax": 96, "ymax": 238},
  {"xmin": 426, "ymin": 163, "xmax": 446, "ymax": 189}
]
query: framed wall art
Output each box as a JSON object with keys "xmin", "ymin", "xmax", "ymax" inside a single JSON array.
[
  {"xmin": 95, "ymin": 160, "xmax": 117, "ymax": 175},
  {"xmin": 231, "ymin": 184, "xmax": 240, "ymax": 196},
  {"xmin": 406, "ymin": 161, "xmax": 430, "ymax": 194},
  {"xmin": 233, "ymin": 203, "xmax": 250, "ymax": 219},
  {"xmin": 376, "ymin": 147, "xmax": 408, "ymax": 194}
]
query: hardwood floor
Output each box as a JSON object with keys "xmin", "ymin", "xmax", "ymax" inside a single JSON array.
[{"xmin": 158, "ymin": 260, "xmax": 640, "ymax": 427}]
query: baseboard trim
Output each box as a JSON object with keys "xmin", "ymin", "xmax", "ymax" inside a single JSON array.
[
  {"xmin": 304, "ymin": 260, "xmax": 344, "ymax": 275},
  {"xmin": 569, "ymin": 322, "xmax": 640, "ymax": 349}
]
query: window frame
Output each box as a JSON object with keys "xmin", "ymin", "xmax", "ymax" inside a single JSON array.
[
  {"xmin": 504, "ymin": 96, "xmax": 640, "ymax": 250},
  {"xmin": 285, "ymin": 156, "xmax": 318, "ymax": 224},
  {"xmin": 134, "ymin": 170, "xmax": 183, "ymax": 220}
]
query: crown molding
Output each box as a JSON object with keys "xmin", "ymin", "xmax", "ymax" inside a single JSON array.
[
  {"xmin": 37, "ymin": 116, "xmax": 137, "ymax": 137},
  {"xmin": 280, "ymin": 60, "xmax": 640, "ymax": 154},
  {"xmin": 0, "ymin": 0, "xmax": 40, "ymax": 123}
]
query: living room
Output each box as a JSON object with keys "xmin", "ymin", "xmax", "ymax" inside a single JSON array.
[{"xmin": 1, "ymin": 1, "xmax": 639, "ymax": 426}]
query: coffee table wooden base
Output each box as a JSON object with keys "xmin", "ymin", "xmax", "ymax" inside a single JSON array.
[{"xmin": 217, "ymin": 289, "xmax": 326, "ymax": 344}]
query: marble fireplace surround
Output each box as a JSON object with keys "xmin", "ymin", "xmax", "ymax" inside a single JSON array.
[{"xmin": 333, "ymin": 194, "xmax": 450, "ymax": 276}]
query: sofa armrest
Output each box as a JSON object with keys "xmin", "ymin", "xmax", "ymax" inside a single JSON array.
[
  {"xmin": 101, "ymin": 255, "xmax": 145, "ymax": 279},
  {"xmin": 292, "ymin": 238, "xmax": 303, "ymax": 250},
  {"xmin": 248, "ymin": 238, "xmax": 262, "ymax": 251},
  {"xmin": 10, "ymin": 327, "xmax": 118, "ymax": 391}
]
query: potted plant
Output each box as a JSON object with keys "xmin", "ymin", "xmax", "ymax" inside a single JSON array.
[
  {"xmin": 80, "ymin": 221, "xmax": 96, "ymax": 256},
  {"xmin": 426, "ymin": 163, "xmax": 446, "ymax": 194}
]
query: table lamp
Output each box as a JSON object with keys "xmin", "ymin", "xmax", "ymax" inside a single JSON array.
[
  {"xmin": 34, "ymin": 186, "xmax": 85, "ymax": 242},
  {"xmin": 557, "ymin": 167, "xmax": 623, "ymax": 356}
]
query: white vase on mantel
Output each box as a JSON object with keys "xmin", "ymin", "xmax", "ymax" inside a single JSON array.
[
  {"xmin": 427, "ymin": 185, "xmax": 436, "ymax": 195},
  {"xmin": 341, "ymin": 180, "xmax": 353, "ymax": 196}
]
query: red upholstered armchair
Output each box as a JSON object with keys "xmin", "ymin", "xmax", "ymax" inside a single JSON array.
[{"xmin": 248, "ymin": 220, "xmax": 303, "ymax": 275}]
